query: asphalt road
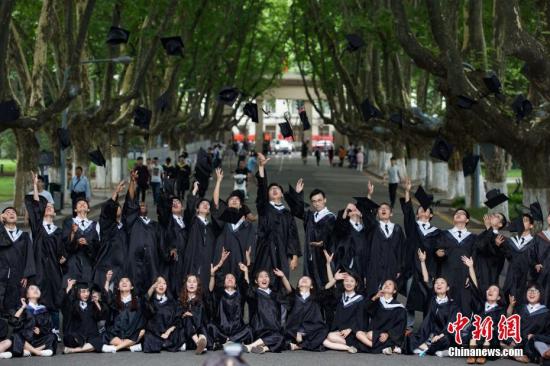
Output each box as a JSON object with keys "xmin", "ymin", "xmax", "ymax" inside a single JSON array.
[{"xmin": 9, "ymin": 154, "xmax": 506, "ymax": 366}]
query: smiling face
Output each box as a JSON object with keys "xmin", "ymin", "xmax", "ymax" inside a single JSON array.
[
  {"xmin": 2, "ymin": 208, "xmax": 16, "ymax": 223},
  {"xmin": 224, "ymin": 273, "xmax": 236, "ymax": 289},
  {"xmin": 377, "ymin": 203, "xmax": 392, "ymax": 221},
  {"xmin": 486, "ymin": 285, "xmax": 501, "ymax": 302},
  {"xmin": 196, "ymin": 200, "xmax": 210, "ymax": 216},
  {"xmin": 171, "ymin": 198, "xmax": 183, "ymax": 215},
  {"xmin": 186, "ymin": 275, "xmax": 198, "ymax": 294},
  {"xmin": 268, "ymin": 185, "xmax": 283, "ymax": 201},
  {"xmin": 156, "ymin": 277, "xmax": 167, "ymax": 295},
  {"xmin": 382, "ymin": 280, "xmax": 397, "ymax": 296},
  {"xmin": 526, "ymin": 286, "xmax": 541, "ymax": 304},
  {"xmin": 227, "ymin": 196, "xmax": 241, "ymax": 209},
  {"xmin": 434, "ymin": 277, "xmax": 449, "ymax": 296},
  {"xmin": 298, "ymin": 276, "xmax": 313, "ymax": 291},
  {"xmin": 118, "ymin": 277, "xmax": 133, "ymax": 292},
  {"xmin": 255, "ymin": 271, "xmax": 270, "ymax": 289},
  {"xmin": 343, "ymin": 275, "xmax": 357, "ymax": 292},
  {"xmin": 522, "ymin": 215, "xmax": 534, "ymax": 232},
  {"xmin": 79, "ymin": 288, "xmax": 90, "ymax": 302},
  {"xmin": 75, "ymin": 200, "xmax": 89, "ymax": 216},
  {"xmin": 310, "ymin": 193, "xmax": 326, "ymax": 212}
]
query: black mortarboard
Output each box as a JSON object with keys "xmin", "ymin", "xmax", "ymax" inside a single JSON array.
[
  {"xmin": 106, "ymin": 26, "xmax": 130, "ymax": 45},
  {"xmin": 456, "ymin": 95, "xmax": 477, "ymax": 109},
  {"xmin": 88, "ymin": 148, "xmax": 106, "ymax": 167},
  {"xmin": 506, "ymin": 216, "xmax": 524, "ymax": 233},
  {"xmin": 483, "ymin": 73, "xmax": 502, "ymax": 95},
  {"xmin": 219, "ymin": 207, "xmax": 245, "ymax": 224},
  {"xmin": 278, "ymin": 121, "xmax": 293, "ymax": 139},
  {"xmin": 155, "ymin": 91, "xmax": 170, "ymax": 113},
  {"xmin": 360, "ymin": 98, "xmax": 382, "ymax": 122},
  {"xmin": 160, "ymin": 36, "xmax": 184, "ymax": 56},
  {"xmin": 345, "ymin": 34, "xmax": 365, "ymax": 52},
  {"xmin": 430, "ymin": 137, "xmax": 454, "ymax": 162},
  {"xmin": 217, "ymin": 87, "xmax": 240, "ymax": 106},
  {"xmin": 511, "ymin": 94, "xmax": 533, "ymax": 121},
  {"xmin": 484, "ymin": 188, "xmax": 509, "ymax": 209},
  {"xmin": 353, "ymin": 196, "xmax": 380, "ymax": 213},
  {"xmin": 133, "ymin": 106, "xmax": 152, "ymax": 130},
  {"xmin": 243, "ymin": 102, "xmax": 258, "ymax": 123},
  {"xmin": 529, "ymin": 201, "xmax": 543, "ymax": 222},
  {"xmin": 0, "ymin": 99, "xmax": 20, "ymax": 123},
  {"xmin": 462, "ymin": 154, "xmax": 480, "ymax": 177},
  {"xmin": 299, "ymin": 108, "xmax": 311, "ymax": 130},
  {"xmin": 57, "ymin": 127, "xmax": 71, "ymax": 150},
  {"xmin": 75, "ymin": 281, "xmax": 92, "ymax": 290},
  {"xmin": 227, "ymin": 190, "xmax": 245, "ymax": 203},
  {"xmin": 389, "ymin": 112, "xmax": 404, "ymax": 128},
  {"xmin": 414, "ymin": 185, "xmax": 434, "ymax": 210}
]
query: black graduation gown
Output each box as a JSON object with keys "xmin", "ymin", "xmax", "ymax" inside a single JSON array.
[
  {"xmin": 125, "ymin": 195, "xmax": 165, "ymax": 295},
  {"xmin": 472, "ymin": 229, "xmax": 506, "ymax": 294},
  {"xmin": 331, "ymin": 211, "xmax": 368, "ymax": 279},
  {"xmin": 105, "ymin": 292, "xmax": 145, "ymax": 342},
  {"xmin": 174, "ymin": 295, "xmax": 209, "ymax": 350},
  {"xmin": 12, "ymin": 305, "xmax": 57, "ymax": 356},
  {"xmin": 0, "ymin": 224, "xmax": 36, "ymax": 313},
  {"xmin": 434, "ymin": 230, "xmax": 477, "ymax": 312},
  {"xmin": 182, "ymin": 194, "xmax": 217, "ymax": 288},
  {"xmin": 253, "ymin": 171, "xmax": 301, "ymax": 289},
  {"xmin": 207, "ymin": 288, "xmax": 252, "ymax": 345},
  {"xmin": 93, "ymin": 198, "xmax": 129, "ymax": 287},
  {"xmin": 60, "ymin": 290, "xmax": 107, "ymax": 351},
  {"xmin": 284, "ymin": 289, "xmax": 329, "ymax": 351},
  {"xmin": 365, "ymin": 297, "xmax": 407, "ymax": 353},
  {"xmin": 24, "ymin": 196, "xmax": 65, "ymax": 311},
  {"xmin": 286, "ymin": 189, "xmax": 335, "ymax": 289},
  {"xmin": 246, "ymin": 286, "xmax": 286, "ymax": 352},
  {"xmin": 63, "ymin": 216, "xmax": 100, "ymax": 283},
  {"xmin": 157, "ymin": 192, "xmax": 188, "ymax": 298},
  {"xmin": 400, "ymin": 198, "xmax": 440, "ymax": 313},
  {"xmin": 537, "ymin": 232, "xmax": 550, "ymax": 307},
  {"xmin": 142, "ymin": 296, "xmax": 181, "ymax": 352},
  {"xmin": 211, "ymin": 201, "xmax": 256, "ymax": 287},
  {"xmin": 330, "ymin": 290, "xmax": 369, "ymax": 350},
  {"xmin": 502, "ymin": 235, "xmax": 537, "ymax": 305},
  {"xmin": 533, "ymin": 232, "xmax": 550, "ymax": 283},
  {"xmin": 511, "ymin": 303, "xmax": 550, "ymax": 359}
]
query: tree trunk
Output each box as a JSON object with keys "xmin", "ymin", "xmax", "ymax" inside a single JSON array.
[
  {"xmin": 447, "ymin": 151, "xmax": 465, "ymax": 199},
  {"xmin": 517, "ymin": 151, "xmax": 550, "ymax": 220},
  {"xmin": 13, "ymin": 129, "xmax": 40, "ymax": 213},
  {"xmin": 483, "ymin": 146, "xmax": 509, "ymax": 218},
  {"xmin": 431, "ymin": 161, "xmax": 449, "ymax": 192}
]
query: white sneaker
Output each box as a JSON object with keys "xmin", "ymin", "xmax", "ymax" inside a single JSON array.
[
  {"xmin": 101, "ymin": 345, "xmax": 117, "ymax": 353},
  {"xmin": 23, "ymin": 350, "xmax": 31, "ymax": 357},
  {"xmin": 393, "ymin": 346, "xmax": 402, "ymax": 354},
  {"xmin": 413, "ymin": 348, "xmax": 423, "ymax": 355},
  {"xmin": 129, "ymin": 344, "xmax": 142, "ymax": 352},
  {"xmin": 40, "ymin": 350, "xmax": 53, "ymax": 357},
  {"xmin": 382, "ymin": 347, "xmax": 393, "ymax": 355},
  {"xmin": 0, "ymin": 352, "xmax": 12, "ymax": 359},
  {"xmin": 435, "ymin": 350, "xmax": 449, "ymax": 357},
  {"xmin": 52, "ymin": 329, "xmax": 62, "ymax": 343},
  {"xmin": 179, "ymin": 343, "xmax": 187, "ymax": 352}
]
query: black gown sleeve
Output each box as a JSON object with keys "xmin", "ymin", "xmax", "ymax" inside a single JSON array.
[
  {"xmin": 399, "ymin": 197, "xmax": 417, "ymax": 238},
  {"xmin": 255, "ymin": 170, "xmax": 269, "ymax": 216},
  {"xmin": 99, "ymin": 197, "xmax": 118, "ymax": 232},
  {"xmin": 123, "ymin": 193, "xmax": 140, "ymax": 230},
  {"xmin": 156, "ymin": 191, "xmax": 172, "ymax": 229},
  {"xmin": 24, "ymin": 195, "xmax": 46, "ymax": 236},
  {"xmin": 284, "ymin": 187, "xmax": 305, "ymax": 220}
]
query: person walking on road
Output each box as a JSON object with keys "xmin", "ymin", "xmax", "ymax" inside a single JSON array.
[
  {"xmin": 385, "ymin": 157, "xmax": 401, "ymax": 208},
  {"xmin": 301, "ymin": 140, "xmax": 309, "ymax": 165},
  {"xmin": 314, "ymin": 147, "xmax": 321, "ymax": 166}
]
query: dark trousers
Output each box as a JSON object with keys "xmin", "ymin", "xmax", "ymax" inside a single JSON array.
[
  {"xmin": 151, "ymin": 182, "xmax": 161, "ymax": 204},
  {"xmin": 137, "ymin": 184, "xmax": 147, "ymax": 202},
  {"xmin": 389, "ymin": 183, "xmax": 398, "ymax": 207}
]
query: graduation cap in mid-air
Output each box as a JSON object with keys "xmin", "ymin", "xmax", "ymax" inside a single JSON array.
[
  {"xmin": 243, "ymin": 102, "xmax": 258, "ymax": 123},
  {"xmin": 345, "ymin": 34, "xmax": 365, "ymax": 52},
  {"xmin": 219, "ymin": 207, "xmax": 245, "ymax": 224},
  {"xmin": 217, "ymin": 87, "xmax": 240, "ymax": 106},
  {"xmin": 462, "ymin": 154, "xmax": 480, "ymax": 177},
  {"xmin": 506, "ymin": 216, "xmax": 524, "ymax": 233},
  {"xmin": 484, "ymin": 189, "xmax": 509, "ymax": 209},
  {"xmin": 57, "ymin": 127, "xmax": 71, "ymax": 150},
  {"xmin": 88, "ymin": 148, "xmax": 106, "ymax": 167},
  {"xmin": 360, "ymin": 98, "xmax": 383, "ymax": 122},
  {"xmin": 456, "ymin": 95, "xmax": 477, "ymax": 109},
  {"xmin": 511, "ymin": 94, "xmax": 533, "ymax": 121},
  {"xmin": 160, "ymin": 36, "xmax": 184, "ymax": 56},
  {"xmin": 430, "ymin": 137, "xmax": 454, "ymax": 162},
  {"xmin": 414, "ymin": 185, "xmax": 434, "ymax": 211},
  {"xmin": 529, "ymin": 201, "xmax": 544, "ymax": 222},
  {"xmin": 278, "ymin": 121, "xmax": 294, "ymax": 139},
  {"xmin": 0, "ymin": 99, "xmax": 20, "ymax": 123},
  {"xmin": 298, "ymin": 105, "xmax": 311, "ymax": 130},
  {"xmin": 483, "ymin": 73, "xmax": 502, "ymax": 95},
  {"xmin": 133, "ymin": 106, "xmax": 152, "ymax": 130},
  {"xmin": 106, "ymin": 26, "xmax": 130, "ymax": 45},
  {"xmin": 353, "ymin": 196, "xmax": 380, "ymax": 213}
]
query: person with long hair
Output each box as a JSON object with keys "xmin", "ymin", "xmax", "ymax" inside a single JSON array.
[{"xmin": 175, "ymin": 275, "xmax": 209, "ymax": 354}]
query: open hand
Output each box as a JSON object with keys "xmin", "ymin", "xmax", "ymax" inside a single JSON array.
[
  {"xmin": 417, "ymin": 249, "xmax": 426, "ymax": 262},
  {"xmin": 295, "ymin": 178, "xmax": 304, "ymax": 193},
  {"xmin": 323, "ymin": 249, "xmax": 334, "ymax": 263}
]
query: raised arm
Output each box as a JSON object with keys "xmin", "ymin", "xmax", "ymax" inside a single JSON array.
[
  {"xmin": 209, "ymin": 248, "xmax": 230, "ymax": 292},
  {"xmin": 286, "ymin": 178, "xmax": 305, "ymax": 220},
  {"xmin": 273, "ymin": 268, "xmax": 292, "ymax": 294},
  {"xmin": 212, "ymin": 168, "xmax": 223, "ymax": 209},
  {"xmin": 255, "ymin": 153, "xmax": 270, "ymax": 215},
  {"xmin": 418, "ymin": 249, "xmax": 429, "ymax": 284},
  {"xmin": 462, "ymin": 256, "xmax": 477, "ymax": 288}
]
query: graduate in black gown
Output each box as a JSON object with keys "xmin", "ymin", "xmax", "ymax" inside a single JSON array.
[
  {"xmin": 400, "ymin": 180, "xmax": 440, "ymax": 328},
  {"xmin": 0, "ymin": 316, "xmax": 12, "ymax": 359},
  {"xmin": 284, "ymin": 250, "xmax": 334, "ymax": 352},
  {"xmin": 142, "ymin": 276, "xmax": 181, "ymax": 353},
  {"xmin": 182, "ymin": 181, "xmax": 218, "ymax": 288},
  {"xmin": 157, "ymin": 189, "xmax": 188, "ymax": 298},
  {"xmin": 125, "ymin": 171, "xmax": 166, "ymax": 295},
  {"xmin": 0, "ymin": 206, "xmax": 36, "ymax": 313},
  {"xmin": 24, "ymin": 171, "xmax": 65, "ymax": 335},
  {"xmin": 434, "ymin": 208, "xmax": 477, "ymax": 313},
  {"xmin": 61, "ymin": 279, "xmax": 109, "ymax": 354},
  {"xmin": 286, "ymin": 178, "xmax": 336, "ymax": 289},
  {"xmin": 504, "ymin": 283, "xmax": 550, "ymax": 363},
  {"xmin": 473, "ymin": 213, "xmax": 508, "ymax": 294},
  {"xmin": 63, "ymin": 197, "xmax": 100, "ymax": 283},
  {"xmin": 174, "ymin": 274, "xmax": 209, "ymax": 354},
  {"xmin": 207, "ymin": 249, "xmax": 253, "ymax": 349},
  {"xmin": 93, "ymin": 181, "xmax": 128, "ymax": 288},
  {"xmin": 501, "ymin": 214, "xmax": 537, "ymax": 306},
  {"xmin": 360, "ymin": 181, "xmax": 406, "ymax": 297},
  {"xmin": 211, "ymin": 168, "xmax": 256, "ymax": 288},
  {"xmin": 11, "ymin": 285, "xmax": 56, "ymax": 357},
  {"xmin": 537, "ymin": 213, "xmax": 550, "ymax": 307},
  {"xmin": 104, "ymin": 276, "xmax": 146, "ymax": 352},
  {"xmin": 409, "ymin": 249, "xmax": 459, "ymax": 356},
  {"xmin": 253, "ymin": 153, "xmax": 300, "ymax": 289}
]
